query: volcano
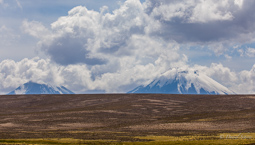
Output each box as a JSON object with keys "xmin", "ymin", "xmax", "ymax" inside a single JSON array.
[
  {"xmin": 8, "ymin": 81, "xmax": 74, "ymax": 95},
  {"xmin": 128, "ymin": 69, "xmax": 234, "ymax": 95}
]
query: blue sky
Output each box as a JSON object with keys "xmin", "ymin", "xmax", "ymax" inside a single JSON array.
[{"xmin": 0, "ymin": 0, "xmax": 255, "ymax": 94}]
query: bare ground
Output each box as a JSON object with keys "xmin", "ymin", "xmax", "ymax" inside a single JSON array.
[{"xmin": 0, "ymin": 94, "xmax": 254, "ymax": 141}]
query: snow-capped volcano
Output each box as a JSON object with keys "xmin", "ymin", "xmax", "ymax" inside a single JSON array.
[
  {"xmin": 128, "ymin": 69, "xmax": 234, "ymax": 95},
  {"xmin": 8, "ymin": 81, "xmax": 74, "ymax": 95}
]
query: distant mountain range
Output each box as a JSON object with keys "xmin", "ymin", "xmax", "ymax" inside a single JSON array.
[
  {"xmin": 128, "ymin": 69, "xmax": 234, "ymax": 95},
  {"xmin": 7, "ymin": 69, "xmax": 234, "ymax": 95},
  {"xmin": 8, "ymin": 81, "xmax": 74, "ymax": 95}
]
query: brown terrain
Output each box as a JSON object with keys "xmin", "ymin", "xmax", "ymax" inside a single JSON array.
[{"xmin": 0, "ymin": 94, "xmax": 254, "ymax": 141}]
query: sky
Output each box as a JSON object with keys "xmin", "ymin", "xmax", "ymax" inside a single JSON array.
[{"xmin": 0, "ymin": 0, "xmax": 255, "ymax": 94}]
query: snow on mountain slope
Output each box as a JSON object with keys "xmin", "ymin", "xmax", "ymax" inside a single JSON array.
[
  {"xmin": 8, "ymin": 81, "xmax": 75, "ymax": 95},
  {"xmin": 128, "ymin": 68, "xmax": 235, "ymax": 95}
]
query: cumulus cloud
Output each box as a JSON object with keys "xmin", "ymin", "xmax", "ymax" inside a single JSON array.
[
  {"xmin": 144, "ymin": 0, "xmax": 255, "ymax": 55},
  {"xmin": 147, "ymin": 0, "xmax": 235, "ymax": 23},
  {"xmin": 0, "ymin": 58, "xmax": 92, "ymax": 94},
  {"xmin": 22, "ymin": 20, "xmax": 50, "ymax": 39},
  {"xmin": 235, "ymin": 65, "xmax": 255, "ymax": 94},
  {"xmin": 23, "ymin": 0, "xmax": 153, "ymax": 66},
  {"xmin": 192, "ymin": 63, "xmax": 255, "ymax": 94},
  {"xmin": 22, "ymin": 0, "xmax": 255, "ymax": 63},
  {"xmin": 0, "ymin": 58, "xmax": 58, "ymax": 92},
  {"xmin": 204, "ymin": 63, "xmax": 238, "ymax": 86}
]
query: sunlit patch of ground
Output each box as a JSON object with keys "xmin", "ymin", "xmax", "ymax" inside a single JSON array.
[
  {"xmin": 1, "ymin": 133, "xmax": 255, "ymax": 145},
  {"xmin": 127, "ymin": 121, "xmax": 253, "ymax": 131}
]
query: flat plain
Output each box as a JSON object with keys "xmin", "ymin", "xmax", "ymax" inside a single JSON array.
[{"xmin": 0, "ymin": 94, "xmax": 255, "ymax": 144}]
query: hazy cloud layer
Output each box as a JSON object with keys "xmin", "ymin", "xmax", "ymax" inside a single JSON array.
[
  {"xmin": 0, "ymin": 0, "xmax": 6, "ymax": 7},
  {"xmin": 0, "ymin": 25, "xmax": 20, "ymax": 47},
  {"xmin": 0, "ymin": 0, "xmax": 22, "ymax": 9}
]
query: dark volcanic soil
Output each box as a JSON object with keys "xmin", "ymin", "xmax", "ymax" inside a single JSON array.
[{"xmin": 0, "ymin": 94, "xmax": 254, "ymax": 140}]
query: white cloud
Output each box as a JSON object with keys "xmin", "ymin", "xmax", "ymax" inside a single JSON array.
[
  {"xmin": 245, "ymin": 47, "xmax": 255, "ymax": 57},
  {"xmin": 193, "ymin": 63, "xmax": 238, "ymax": 87},
  {"xmin": 193, "ymin": 63, "xmax": 255, "ymax": 94},
  {"xmin": 0, "ymin": 58, "xmax": 89, "ymax": 94},
  {"xmin": 150, "ymin": 2, "xmax": 187, "ymax": 22},
  {"xmin": 224, "ymin": 54, "xmax": 232, "ymax": 61},
  {"xmin": 234, "ymin": 0, "xmax": 244, "ymax": 8},
  {"xmin": 22, "ymin": 0, "xmax": 255, "ymax": 61},
  {"xmin": 236, "ymin": 47, "xmax": 255, "ymax": 58},
  {"xmin": 22, "ymin": 0, "xmax": 161, "ymax": 66},
  {"xmin": 144, "ymin": 0, "xmax": 255, "ymax": 56},
  {"xmin": 22, "ymin": 20, "xmax": 50, "ymax": 39},
  {"xmin": 207, "ymin": 63, "xmax": 238, "ymax": 85},
  {"xmin": 189, "ymin": 0, "xmax": 234, "ymax": 23},
  {"xmin": 0, "ymin": 58, "xmax": 53, "ymax": 89},
  {"xmin": 149, "ymin": 0, "xmax": 234, "ymax": 23},
  {"xmin": 235, "ymin": 64, "xmax": 255, "ymax": 94}
]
